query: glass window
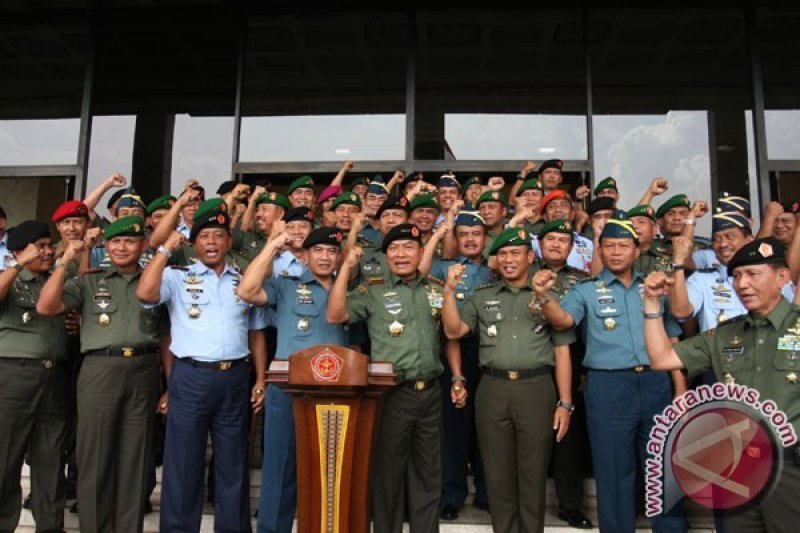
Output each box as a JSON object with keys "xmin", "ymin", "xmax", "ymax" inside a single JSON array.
[
  {"xmin": 85, "ymin": 115, "xmax": 136, "ymax": 219},
  {"xmin": 240, "ymin": 12, "xmax": 407, "ymax": 164},
  {"xmin": 764, "ymin": 110, "xmax": 800, "ymax": 160},
  {"xmin": 171, "ymin": 114, "xmax": 235, "ymax": 194},
  {"xmin": 0, "ymin": 119, "xmax": 80, "ymax": 165}
]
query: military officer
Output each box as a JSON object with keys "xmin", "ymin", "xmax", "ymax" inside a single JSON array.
[
  {"xmin": 361, "ymin": 179, "xmax": 390, "ymax": 245},
  {"xmin": 582, "ymin": 196, "xmax": 615, "ymax": 242},
  {"xmin": 475, "ymin": 190, "xmax": 507, "ymax": 257},
  {"xmin": 628, "ymin": 204, "xmax": 672, "ymax": 275},
  {"xmin": 148, "ymin": 179, "xmax": 204, "ymax": 254},
  {"xmin": 654, "ymin": 194, "xmax": 711, "ymax": 260},
  {"xmin": 137, "ymin": 206, "xmax": 268, "ymax": 532},
  {"xmin": 238, "ymin": 226, "xmax": 349, "ymax": 533},
  {"xmin": 533, "ymin": 190, "xmax": 593, "ymax": 272},
  {"xmin": 537, "ymin": 159, "xmax": 565, "ymax": 195},
  {"xmin": 327, "ymin": 223, "xmax": 445, "ymax": 533},
  {"xmin": 0, "ymin": 221, "xmax": 68, "ymax": 532},
  {"xmin": 0, "ymin": 204, "xmax": 11, "ymax": 269},
  {"xmin": 425, "ymin": 211, "xmax": 494, "ymax": 520},
  {"xmin": 287, "ymin": 175, "xmax": 316, "ymax": 210},
  {"xmin": 37, "ymin": 216, "xmax": 164, "ymax": 532},
  {"xmin": 461, "ymin": 176, "xmax": 483, "ymax": 209},
  {"xmin": 409, "ymin": 193, "xmax": 440, "ymax": 245},
  {"xmin": 236, "ymin": 191, "xmax": 291, "ymax": 262},
  {"xmin": 442, "ymin": 226, "xmax": 575, "ymax": 533},
  {"xmin": 644, "ymin": 237, "xmax": 800, "ymax": 532},
  {"xmin": 356, "ymin": 195, "xmax": 409, "ymax": 283},
  {"xmin": 593, "ymin": 177, "xmax": 619, "ymax": 203},
  {"xmin": 533, "ymin": 216, "xmax": 688, "ymax": 533},
  {"xmin": 331, "ymin": 191, "xmax": 362, "ymax": 233},
  {"xmin": 531, "ymin": 219, "xmax": 594, "ymax": 529},
  {"xmin": 435, "ymin": 173, "xmax": 462, "ymax": 229},
  {"xmin": 512, "ymin": 178, "xmax": 546, "ymax": 237}
]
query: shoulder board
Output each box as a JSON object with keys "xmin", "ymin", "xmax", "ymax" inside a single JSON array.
[
  {"xmin": 705, "ymin": 328, "xmax": 716, "ymax": 336},
  {"xmin": 357, "ymin": 236, "xmax": 374, "ymax": 247},
  {"xmin": 85, "ymin": 268, "xmax": 104, "ymax": 274},
  {"xmin": 717, "ymin": 315, "xmax": 747, "ymax": 327},
  {"xmin": 427, "ymin": 274, "xmax": 445, "ymax": 286},
  {"xmin": 367, "ymin": 277, "xmax": 385, "ymax": 285},
  {"xmin": 566, "ymin": 266, "xmax": 589, "ymax": 277},
  {"xmin": 577, "ymin": 277, "xmax": 598, "ymax": 284},
  {"xmin": 695, "ymin": 267, "xmax": 717, "ymax": 274},
  {"xmin": 355, "ymin": 283, "xmax": 370, "ymax": 294},
  {"xmin": 169, "ymin": 266, "xmax": 189, "ymax": 271},
  {"xmin": 475, "ymin": 282, "xmax": 497, "ymax": 291},
  {"xmin": 286, "ymin": 275, "xmax": 301, "ymax": 281}
]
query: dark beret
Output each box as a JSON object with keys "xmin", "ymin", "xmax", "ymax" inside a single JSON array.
[
  {"xmin": 587, "ymin": 196, "xmax": 616, "ymax": 216},
  {"xmin": 377, "ymin": 195, "xmax": 409, "ymax": 218},
  {"xmin": 303, "ymin": 227, "xmax": 344, "ymax": 249},
  {"xmin": 189, "ymin": 208, "xmax": 230, "ymax": 242},
  {"xmin": 283, "ymin": 207, "xmax": 315, "ymax": 224},
  {"xmin": 381, "ymin": 223, "xmax": 422, "ymax": 253},
  {"xmin": 727, "ymin": 237, "xmax": 787, "ymax": 276},
  {"xmin": 7, "ymin": 220, "xmax": 50, "ymax": 251}
]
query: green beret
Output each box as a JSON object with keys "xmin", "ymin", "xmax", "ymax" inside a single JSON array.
[
  {"xmin": 409, "ymin": 193, "xmax": 439, "ymax": 212},
  {"xmin": 627, "ymin": 204, "xmax": 656, "ymax": 221},
  {"xmin": 350, "ymin": 176, "xmax": 370, "ymax": 189},
  {"xmin": 146, "ymin": 195, "xmax": 176, "ymax": 216},
  {"xmin": 475, "ymin": 190, "xmax": 507, "ymax": 208},
  {"xmin": 287, "ymin": 175, "xmax": 315, "ymax": 195},
  {"xmin": 537, "ymin": 219, "xmax": 574, "ymax": 240},
  {"xmin": 594, "ymin": 177, "xmax": 617, "ymax": 195},
  {"xmin": 104, "ymin": 216, "xmax": 145, "ymax": 240},
  {"xmin": 331, "ymin": 192, "xmax": 362, "ymax": 210},
  {"xmin": 516, "ymin": 179, "xmax": 543, "ymax": 196},
  {"xmin": 656, "ymin": 194, "xmax": 691, "ymax": 219},
  {"xmin": 197, "ymin": 198, "xmax": 226, "ymax": 215},
  {"xmin": 462, "ymin": 176, "xmax": 482, "ymax": 191},
  {"xmin": 727, "ymin": 237, "xmax": 787, "ymax": 276},
  {"xmin": 255, "ymin": 192, "xmax": 291, "ymax": 211},
  {"xmin": 488, "ymin": 227, "xmax": 531, "ymax": 256}
]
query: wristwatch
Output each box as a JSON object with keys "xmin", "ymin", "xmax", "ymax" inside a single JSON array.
[
  {"xmin": 556, "ymin": 400, "xmax": 575, "ymax": 414},
  {"xmin": 5, "ymin": 258, "xmax": 22, "ymax": 271},
  {"xmin": 157, "ymin": 245, "xmax": 172, "ymax": 259}
]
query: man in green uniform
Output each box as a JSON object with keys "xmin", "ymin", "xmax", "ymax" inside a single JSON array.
[
  {"xmin": 644, "ymin": 237, "xmax": 800, "ymax": 532},
  {"xmin": 629, "ymin": 204, "xmax": 672, "ymax": 275},
  {"xmin": 475, "ymin": 190, "xmax": 507, "ymax": 257},
  {"xmin": 36, "ymin": 216, "xmax": 163, "ymax": 532},
  {"xmin": 0, "ymin": 221, "xmax": 68, "ymax": 532},
  {"xmin": 442, "ymin": 226, "xmax": 575, "ymax": 533},
  {"xmin": 327, "ymin": 223, "xmax": 445, "ymax": 533}
]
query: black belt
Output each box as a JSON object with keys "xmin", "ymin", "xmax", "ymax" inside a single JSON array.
[
  {"xmin": 0, "ymin": 357, "xmax": 64, "ymax": 369},
  {"xmin": 177, "ymin": 356, "xmax": 249, "ymax": 371},
  {"xmin": 589, "ymin": 365, "xmax": 650, "ymax": 373},
  {"xmin": 400, "ymin": 379, "xmax": 437, "ymax": 391},
  {"xmin": 85, "ymin": 346, "xmax": 159, "ymax": 358},
  {"xmin": 482, "ymin": 366, "xmax": 552, "ymax": 381}
]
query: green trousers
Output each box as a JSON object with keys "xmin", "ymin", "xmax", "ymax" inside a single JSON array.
[
  {"xmin": 0, "ymin": 359, "xmax": 67, "ymax": 532},
  {"xmin": 76, "ymin": 353, "xmax": 160, "ymax": 533}
]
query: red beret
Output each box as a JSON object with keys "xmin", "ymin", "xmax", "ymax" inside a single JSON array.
[
  {"xmin": 540, "ymin": 190, "xmax": 571, "ymax": 215},
  {"xmin": 52, "ymin": 200, "xmax": 89, "ymax": 222}
]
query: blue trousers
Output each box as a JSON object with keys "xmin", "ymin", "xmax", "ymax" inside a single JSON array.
[
  {"xmin": 159, "ymin": 360, "xmax": 251, "ymax": 533},
  {"xmin": 256, "ymin": 386, "xmax": 297, "ymax": 533},
  {"xmin": 585, "ymin": 370, "xmax": 687, "ymax": 533}
]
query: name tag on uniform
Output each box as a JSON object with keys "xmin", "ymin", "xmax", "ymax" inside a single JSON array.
[
  {"xmin": 483, "ymin": 299, "xmax": 501, "ymax": 311},
  {"xmin": 778, "ymin": 335, "xmax": 800, "ymax": 352}
]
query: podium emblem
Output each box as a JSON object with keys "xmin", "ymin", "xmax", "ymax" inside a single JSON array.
[{"xmin": 311, "ymin": 349, "xmax": 345, "ymax": 382}]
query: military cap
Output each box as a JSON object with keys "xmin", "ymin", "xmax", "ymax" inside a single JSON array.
[
  {"xmin": 587, "ymin": 196, "xmax": 616, "ymax": 216},
  {"xmin": 537, "ymin": 159, "xmax": 563, "ymax": 174},
  {"xmin": 594, "ymin": 177, "xmax": 617, "ymax": 195},
  {"xmin": 116, "ymin": 192, "xmax": 146, "ymax": 211},
  {"xmin": 252, "ymin": 177, "xmax": 272, "ymax": 190},
  {"xmin": 537, "ymin": 219, "xmax": 574, "ymax": 240},
  {"xmin": 475, "ymin": 190, "xmax": 507, "ymax": 208},
  {"xmin": 349, "ymin": 176, "xmax": 370, "ymax": 189},
  {"xmin": 599, "ymin": 218, "xmax": 639, "ymax": 244},
  {"xmin": 7, "ymin": 220, "xmax": 50, "ymax": 251},
  {"xmin": 197, "ymin": 198, "xmax": 227, "ymax": 214},
  {"xmin": 516, "ymin": 178, "xmax": 544, "ymax": 196},
  {"xmin": 283, "ymin": 207, "xmax": 315, "ymax": 224},
  {"xmin": 455, "ymin": 211, "xmax": 485, "ymax": 227},
  {"xmin": 404, "ymin": 172, "xmax": 423, "ymax": 184},
  {"xmin": 367, "ymin": 180, "xmax": 390, "ymax": 196},
  {"xmin": 781, "ymin": 201, "xmax": 800, "ymax": 214},
  {"xmin": 52, "ymin": 200, "xmax": 89, "ymax": 222},
  {"xmin": 255, "ymin": 191, "xmax": 291, "ymax": 211},
  {"xmin": 718, "ymin": 192, "xmax": 751, "ymax": 216},
  {"xmin": 146, "ymin": 195, "xmax": 177, "ymax": 216},
  {"xmin": 655, "ymin": 194, "xmax": 691, "ymax": 219},
  {"xmin": 216, "ymin": 180, "xmax": 236, "ymax": 195},
  {"xmin": 376, "ymin": 195, "xmax": 409, "ymax": 218},
  {"xmin": 437, "ymin": 173, "xmax": 460, "ymax": 189},
  {"xmin": 462, "ymin": 176, "xmax": 482, "ymax": 192},
  {"xmin": 303, "ymin": 227, "xmax": 344, "ymax": 249},
  {"xmin": 627, "ymin": 204, "xmax": 656, "ymax": 221},
  {"xmin": 712, "ymin": 211, "xmax": 751, "ymax": 235},
  {"xmin": 488, "ymin": 227, "xmax": 532, "ymax": 256},
  {"xmin": 331, "ymin": 192, "xmax": 362, "ymax": 210},
  {"xmin": 319, "ymin": 185, "xmax": 343, "ymax": 205},
  {"xmin": 409, "ymin": 193, "xmax": 438, "ymax": 212},
  {"xmin": 287, "ymin": 175, "xmax": 315, "ymax": 195},
  {"xmin": 106, "ymin": 187, "xmax": 131, "ymax": 211},
  {"xmin": 189, "ymin": 207, "xmax": 230, "ymax": 242},
  {"xmin": 104, "ymin": 215, "xmax": 145, "ymax": 240},
  {"xmin": 381, "ymin": 223, "xmax": 422, "ymax": 253},
  {"xmin": 727, "ymin": 237, "xmax": 786, "ymax": 276},
  {"xmin": 540, "ymin": 189, "xmax": 572, "ymax": 215}
]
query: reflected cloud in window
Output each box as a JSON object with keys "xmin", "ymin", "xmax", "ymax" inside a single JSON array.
[
  {"xmin": 0, "ymin": 119, "xmax": 80, "ymax": 165},
  {"xmin": 172, "ymin": 115, "xmax": 234, "ymax": 195},
  {"xmin": 86, "ymin": 116, "xmax": 136, "ymax": 219}
]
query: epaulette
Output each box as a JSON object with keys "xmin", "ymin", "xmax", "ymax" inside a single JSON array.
[
  {"xmin": 85, "ymin": 268, "xmax": 104, "ymax": 274},
  {"xmin": 474, "ymin": 282, "xmax": 498, "ymax": 292},
  {"xmin": 355, "ymin": 283, "xmax": 370, "ymax": 294},
  {"xmin": 566, "ymin": 266, "xmax": 590, "ymax": 278},
  {"xmin": 427, "ymin": 274, "xmax": 445, "ymax": 286},
  {"xmin": 169, "ymin": 266, "xmax": 190, "ymax": 271},
  {"xmin": 577, "ymin": 276, "xmax": 598, "ymax": 284},
  {"xmin": 366, "ymin": 277, "xmax": 385, "ymax": 286},
  {"xmin": 717, "ymin": 315, "xmax": 746, "ymax": 327},
  {"xmin": 695, "ymin": 267, "xmax": 718, "ymax": 274},
  {"xmin": 357, "ymin": 235, "xmax": 374, "ymax": 248}
]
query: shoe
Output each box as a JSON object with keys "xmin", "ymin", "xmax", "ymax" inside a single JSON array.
[
  {"xmin": 474, "ymin": 500, "xmax": 490, "ymax": 513},
  {"xmin": 144, "ymin": 500, "xmax": 153, "ymax": 514},
  {"xmin": 22, "ymin": 494, "xmax": 32, "ymax": 510},
  {"xmin": 439, "ymin": 505, "xmax": 459, "ymax": 521},
  {"xmin": 558, "ymin": 509, "xmax": 592, "ymax": 529},
  {"xmin": 69, "ymin": 501, "xmax": 79, "ymax": 514}
]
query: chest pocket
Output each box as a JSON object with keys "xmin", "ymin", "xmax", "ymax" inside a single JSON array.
[
  {"xmin": 774, "ymin": 350, "xmax": 800, "ymax": 372},
  {"xmin": 593, "ymin": 304, "xmax": 622, "ymax": 331},
  {"xmin": 11, "ymin": 287, "xmax": 36, "ymax": 309},
  {"xmin": 90, "ymin": 299, "xmax": 118, "ymax": 315},
  {"xmin": 179, "ymin": 289, "xmax": 210, "ymax": 306},
  {"xmin": 379, "ymin": 293, "xmax": 410, "ymax": 324},
  {"xmin": 719, "ymin": 347, "xmax": 750, "ymax": 373},
  {"xmin": 139, "ymin": 307, "xmax": 160, "ymax": 334}
]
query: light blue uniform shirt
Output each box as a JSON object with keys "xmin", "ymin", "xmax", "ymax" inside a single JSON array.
[
  {"xmin": 146, "ymin": 262, "xmax": 267, "ymax": 361},
  {"xmin": 264, "ymin": 270, "xmax": 348, "ymax": 359},
  {"xmin": 0, "ymin": 234, "xmax": 12, "ymax": 271},
  {"xmin": 272, "ymin": 250, "xmax": 305, "ymax": 279},
  {"xmin": 430, "ymin": 255, "xmax": 495, "ymax": 309},
  {"xmin": 560, "ymin": 268, "xmax": 682, "ymax": 369},
  {"xmin": 176, "ymin": 218, "xmax": 191, "ymax": 240},
  {"xmin": 532, "ymin": 232, "xmax": 593, "ymax": 273},
  {"xmin": 692, "ymin": 249, "xmax": 718, "ymax": 270},
  {"xmin": 687, "ymin": 264, "xmax": 796, "ymax": 332}
]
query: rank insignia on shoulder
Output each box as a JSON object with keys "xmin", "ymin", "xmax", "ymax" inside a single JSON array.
[
  {"xmin": 169, "ymin": 266, "xmax": 189, "ymax": 271},
  {"xmin": 427, "ymin": 275, "xmax": 445, "ymax": 286},
  {"xmin": 355, "ymin": 284, "xmax": 369, "ymax": 294},
  {"xmin": 367, "ymin": 277, "xmax": 385, "ymax": 285},
  {"xmin": 85, "ymin": 268, "xmax": 104, "ymax": 274},
  {"xmin": 717, "ymin": 315, "xmax": 746, "ymax": 327}
]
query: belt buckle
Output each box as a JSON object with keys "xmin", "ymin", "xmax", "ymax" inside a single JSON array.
[
  {"xmin": 414, "ymin": 380, "xmax": 426, "ymax": 391},
  {"xmin": 122, "ymin": 347, "xmax": 134, "ymax": 358},
  {"xmin": 508, "ymin": 370, "xmax": 519, "ymax": 381},
  {"xmin": 634, "ymin": 365, "xmax": 645, "ymax": 373},
  {"xmin": 218, "ymin": 361, "xmax": 232, "ymax": 371},
  {"xmin": 43, "ymin": 360, "xmax": 53, "ymax": 369}
]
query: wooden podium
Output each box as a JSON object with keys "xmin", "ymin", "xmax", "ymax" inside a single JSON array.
[{"xmin": 266, "ymin": 344, "xmax": 397, "ymax": 533}]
